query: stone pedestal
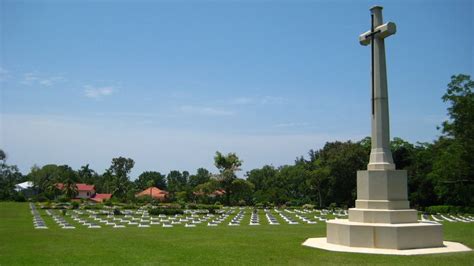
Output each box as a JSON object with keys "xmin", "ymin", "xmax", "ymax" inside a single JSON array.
[
  {"xmin": 326, "ymin": 170, "xmax": 444, "ymax": 250},
  {"xmin": 326, "ymin": 220, "xmax": 443, "ymax": 249}
]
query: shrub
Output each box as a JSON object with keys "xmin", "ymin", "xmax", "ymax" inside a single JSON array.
[
  {"xmin": 41, "ymin": 202, "xmax": 52, "ymax": 209},
  {"xmin": 113, "ymin": 208, "xmax": 122, "ymax": 215},
  {"xmin": 121, "ymin": 204, "xmax": 136, "ymax": 210},
  {"xmin": 83, "ymin": 204, "xmax": 104, "ymax": 210},
  {"xmin": 157, "ymin": 203, "xmax": 182, "ymax": 209},
  {"xmin": 425, "ymin": 205, "xmax": 474, "ymax": 214},
  {"xmin": 15, "ymin": 193, "xmax": 26, "ymax": 202},
  {"xmin": 198, "ymin": 204, "xmax": 220, "ymax": 210},
  {"xmin": 187, "ymin": 203, "xmax": 198, "ymax": 209},
  {"xmin": 54, "ymin": 203, "xmax": 70, "ymax": 209},
  {"xmin": 148, "ymin": 208, "xmax": 184, "ymax": 216},
  {"xmin": 57, "ymin": 195, "xmax": 69, "ymax": 203},
  {"xmin": 151, "ymin": 199, "xmax": 162, "ymax": 206},
  {"xmin": 33, "ymin": 193, "xmax": 48, "ymax": 202},
  {"xmin": 136, "ymin": 195, "xmax": 153, "ymax": 204},
  {"xmin": 302, "ymin": 204, "xmax": 315, "ymax": 209},
  {"xmin": 71, "ymin": 201, "xmax": 79, "ymax": 209},
  {"xmin": 328, "ymin": 203, "xmax": 337, "ymax": 211}
]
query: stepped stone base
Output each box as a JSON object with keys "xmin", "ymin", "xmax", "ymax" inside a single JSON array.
[
  {"xmin": 348, "ymin": 208, "xmax": 418, "ymax": 223},
  {"xmin": 326, "ymin": 219, "xmax": 443, "ymax": 250},
  {"xmin": 303, "ymin": 238, "xmax": 471, "ymax": 255}
]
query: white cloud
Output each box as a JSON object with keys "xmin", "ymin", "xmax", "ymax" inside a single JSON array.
[
  {"xmin": 230, "ymin": 97, "xmax": 255, "ymax": 105},
  {"xmin": 179, "ymin": 105, "xmax": 234, "ymax": 116},
  {"xmin": 1, "ymin": 113, "xmax": 356, "ymax": 178},
  {"xmin": 84, "ymin": 85, "xmax": 115, "ymax": 99},
  {"xmin": 20, "ymin": 72, "xmax": 65, "ymax": 87},
  {"xmin": 21, "ymin": 72, "xmax": 39, "ymax": 85},
  {"xmin": 274, "ymin": 122, "xmax": 310, "ymax": 128},
  {"xmin": 261, "ymin": 96, "xmax": 285, "ymax": 105},
  {"xmin": 38, "ymin": 76, "xmax": 65, "ymax": 87},
  {"xmin": 0, "ymin": 67, "xmax": 10, "ymax": 81},
  {"xmin": 230, "ymin": 96, "xmax": 286, "ymax": 105}
]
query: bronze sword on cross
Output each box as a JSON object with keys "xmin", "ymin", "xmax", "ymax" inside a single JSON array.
[{"xmin": 359, "ymin": 9, "xmax": 396, "ymax": 116}]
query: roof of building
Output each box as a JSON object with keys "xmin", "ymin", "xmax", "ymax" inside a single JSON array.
[
  {"xmin": 15, "ymin": 181, "xmax": 34, "ymax": 190},
  {"xmin": 56, "ymin": 183, "xmax": 95, "ymax": 191},
  {"xmin": 193, "ymin": 189, "xmax": 226, "ymax": 197},
  {"xmin": 76, "ymin": 184, "xmax": 95, "ymax": 191},
  {"xmin": 211, "ymin": 189, "xmax": 226, "ymax": 196},
  {"xmin": 90, "ymin": 193, "xmax": 112, "ymax": 203},
  {"xmin": 136, "ymin": 187, "xmax": 169, "ymax": 199}
]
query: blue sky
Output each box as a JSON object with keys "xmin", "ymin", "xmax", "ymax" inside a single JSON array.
[{"xmin": 1, "ymin": 0, "xmax": 472, "ymax": 178}]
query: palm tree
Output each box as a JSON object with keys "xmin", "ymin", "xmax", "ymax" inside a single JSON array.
[
  {"xmin": 63, "ymin": 177, "xmax": 78, "ymax": 199},
  {"xmin": 45, "ymin": 178, "xmax": 60, "ymax": 199}
]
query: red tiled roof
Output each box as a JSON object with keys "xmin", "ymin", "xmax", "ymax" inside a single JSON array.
[
  {"xmin": 211, "ymin": 189, "xmax": 226, "ymax": 196},
  {"xmin": 193, "ymin": 191, "xmax": 205, "ymax": 196},
  {"xmin": 193, "ymin": 189, "xmax": 225, "ymax": 197},
  {"xmin": 136, "ymin": 187, "xmax": 169, "ymax": 200},
  {"xmin": 90, "ymin": 193, "xmax": 112, "ymax": 203},
  {"xmin": 76, "ymin": 184, "xmax": 95, "ymax": 191},
  {"xmin": 56, "ymin": 183, "xmax": 95, "ymax": 192}
]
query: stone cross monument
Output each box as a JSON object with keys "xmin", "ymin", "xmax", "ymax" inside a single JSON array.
[
  {"xmin": 305, "ymin": 6, "xmax": 446, "ymax": 251},
  {"xmin": 359, "ymin": 6, "xmax": 396, "ymax": 172}
]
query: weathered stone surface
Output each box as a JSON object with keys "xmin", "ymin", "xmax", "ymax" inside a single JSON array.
[{"xmin": 327, "ymin": 219, "xmax": 443, "ymax": 249}]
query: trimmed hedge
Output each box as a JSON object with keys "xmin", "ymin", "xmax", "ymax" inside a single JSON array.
[
  {"xmin": 425, "ymin": 205, "xmax": 474, "ymax": 214},
  {"xmin": 157, "ymin": 203, "xmax": 183, "ymax": 209},
  {"xmin": 187, "ymin": 203, "xmax": 221, "ymax": 211},
  {"xmin": 83, "ymin": 204, "xmax": 104, "ymax": 210},
  {"xmin": 149, "ymin": 208, "xmax": 184, "ymax": 216},
  {"xmin": 118, "ymin": 204, "xmax": 136, "ymax": 210}
]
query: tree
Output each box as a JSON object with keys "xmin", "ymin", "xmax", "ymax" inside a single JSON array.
[
  {"xmin": 167, "ymin": 170, "xmax": 187, "ymax": 193},
  {"xmin": 317, "ymin": 140, "xmax": 368, "ymax": 207},
  {"xmin": 431, "ymin": 74, "xmax": 474, "ymax": 206},
  {"xmin": 189, "ymin": 168, "xmax": 211, "ymax": 188},
  {"xmin": 390, "ymin": 137, "xmax": 415, "ymax": 170},
  {"xmin": 247, "ymin": 165, "xmax": 279, "ymax": 204},
  {"xmin": 109, "ymin": 157, "xmax": 135, "ymax": 180},
  {"xmin": 307, "ymin": 167, "xmax": 330, "ymax": 208},
  {"xmin": 135, "ymin": 171, "xmax": 166, "ymax": 190},
  {"xmin": 193, "ymin": 178, "xmax": 220, "ymax": 204},
  {"xmin": 229, "ymin": 179, "xmax": 254, "ymax": 205},
  {"xmin": 57, "ymin": 165, "xmax": 78, "ymax": 199},
  {"xmin": 107, "ymin": 157, "xmax": 135, "ymax": 200},
  {"xmin": 441, "ymin": 74, "xmax": 474, "ymax": 150},
  {"xmin": 0, "ymin": 150, "xmax": 23, "ymax": 200},
  {"xmin": 98, "ymin": 170, "xmax": 114, "ymax": 194},
  {"xmin": 405, "ymin": 142, "xmax": 438, "ymax": 208},
  {"xmin": 63, "ymin": 177, "xmax": 78, "ymax": 199},
  {"xmin": 77, "ymin": 164, "xmax": 97, "ymax": 184},
  {"xmin": 214, "ymin": 151, "xmax": 243, "ymax": 205},
  {"xmin": 276, "ymin": 165, "xmax": 304, "ymax": 205},
  {"xmin": 28, "ymin": 164, "xmax": 66, "ymax": 199}
]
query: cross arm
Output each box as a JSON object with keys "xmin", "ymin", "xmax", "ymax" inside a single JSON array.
[{"xmin": 359, "ymin": 22, "xmax": 397, "ymax": 46}]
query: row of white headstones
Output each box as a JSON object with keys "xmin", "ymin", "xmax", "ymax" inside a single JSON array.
[
  {"xmin": 31, "ymin": 207, "xmax": 347, "ymax": 229},
  {"xmin": 33, "ymin": 206, "xmax": 472, "ymax": 230},
  {"xmin": 422, "ymin": 214, "xmax": 474, "ymax": 223},
  {"xmin": 30, "ymin": 203, "xmax": 47, "ymax": 229}
]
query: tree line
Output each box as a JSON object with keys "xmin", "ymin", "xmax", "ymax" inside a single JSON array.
[{"xmin": 1, "ymin": 74, "xmax": 472, "ymax": 209}]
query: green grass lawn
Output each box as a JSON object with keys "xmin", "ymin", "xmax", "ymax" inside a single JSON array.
[{"xmin": 0, "ymin": 202, "xmax": 473, "ymax": 265}]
